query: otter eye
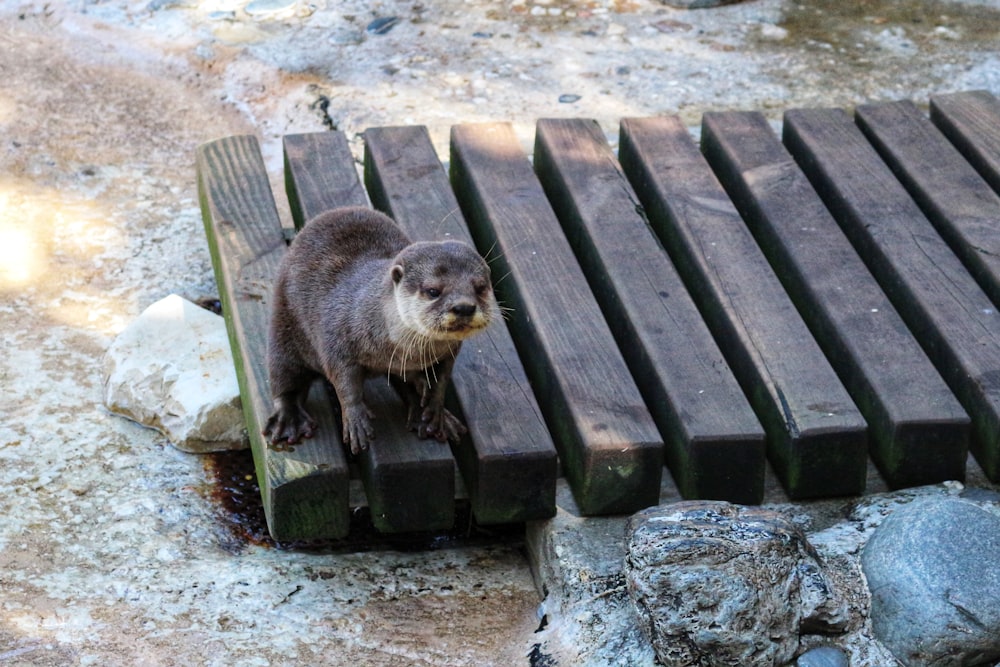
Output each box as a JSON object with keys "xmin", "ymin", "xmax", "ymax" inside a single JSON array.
[
  {"xmin": 475, "ymin": 285, "xmax": 491, "ymax": 297},
  {"xmin": 425, "ymin": 287, "xmax": 441, "ymax": 299}
]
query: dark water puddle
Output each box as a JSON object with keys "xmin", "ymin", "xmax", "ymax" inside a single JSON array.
[{"xmin": 201, "ymin": 449, "xmax": 524, "ymax": 553}]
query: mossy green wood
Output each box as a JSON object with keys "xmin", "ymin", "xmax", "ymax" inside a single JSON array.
[
  {"xmin": 856, "ymin": 100, "xmax": 1000, "ymax": 308},
  {"xmin": 931, "ymin": 90, "xmax": 1000, "ymax": 195},
  {"xmin": 532, "ymin": 118, "xmax": 766, "ymax": 504},
  {"xmin": 619, "ymin": 116, "xmax": 868, "ymax": 500},
  {"xmin": 449, "ymin": 122, "xmax": 664, "ymax": 516},
  {"xmin": 196, "ymin": 135, "xmax": 350, "ymax": 540},
  {"xmin": 783, "ymin": 108, "xmax": 1000, "ymax": 482},
  {"xmin": 282, "ymin": 131, "xmax": 456, "ymax": 533},
  {"xmin": 362, "ymin": 125, "xmax": 558, "ymax": 524},
  {"xmin": 701, "ymin": 110, "xmax": 969, "ymax": 489}
]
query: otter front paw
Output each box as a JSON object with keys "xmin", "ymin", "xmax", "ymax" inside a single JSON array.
[
  {"xmin": 416, "ymin": 406, "xmax": 467, "ymax": 443},
  {"xmin": 264, "ymin": 405, "xmax": 317, "ymax": 447},
  {"xmin": 342, "ymin": 405, "xmax": 375, "ymax": 455}
]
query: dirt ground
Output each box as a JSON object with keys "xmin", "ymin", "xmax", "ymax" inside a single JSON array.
[{"xmin": 2, "ymin": 0, "xmax": 999, "ymax": 664}]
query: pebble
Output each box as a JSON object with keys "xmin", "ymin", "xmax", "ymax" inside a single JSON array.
[
  {"xmin": 660, "ymin": 0, "xmax": 748, "ymax": 7},
  {"xmin": 796, "ymin": 646, "xmax": 850, "ymax": 667},
  {"xmin": 558, "ymin": 94, "xmax": 581, "ymax": 103},
  {"xmin": 759, "ymin": 23, "xmax": 789, "ymax": 41},
  {"xmin": 367, "ymin": 16, "xmax": 401, "ymax": 35},
  {"xmin": 244, "ymin": 0, "xmax": 297, "ymax": 17}
]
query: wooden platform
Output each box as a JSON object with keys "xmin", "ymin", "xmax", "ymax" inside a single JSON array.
[{"xmin": 198, "ymin": 90, "xmax": 1000, "ymax": 541}]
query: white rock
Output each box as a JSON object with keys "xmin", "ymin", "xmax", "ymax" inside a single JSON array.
[{"xmin": 102, "ymin": 294, "xmax": 247, "ymax": 453}]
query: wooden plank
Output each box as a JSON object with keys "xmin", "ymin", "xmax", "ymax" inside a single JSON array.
[
  {"xmin": 196, "ymin": 135, "xmax": 350, "ymax": 540},
  {"xmin": 362, "ymin": 125, "xmax": 558, "ymax": 524},
  {"xmin": 783, "ymin": 108, "xmax": 1000, "ymax": 481},
  {"xmin": 856, "ymin": 100, "xmax": 1000, "ymax": 307},
  {"xmin": 930, "ymin": 90, "xmax": 1000, "ymax": 195},
  {"xmin": 532, "ymin": 118, "xmax": 766, "ymax": 504},
  {"xmin": 619, "ymin": 115, "xmax": 868, "ymax": 500},
  {"xmin": 702, "ymin": 110, "xmax": 969, "ymax": 488},
  {"xmin": 450, "ymin": 122, "xmax": 664, "ymax": 515},
  {"xmin": 282, "ymin": 131, "xmax": 455, "ymax": 533}
]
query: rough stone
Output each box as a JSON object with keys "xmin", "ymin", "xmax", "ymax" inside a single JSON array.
[
  {"xmin": 624, "ymin": 501, "xmax": 849, "ymax": 667},
  {"xmin": 861, "ymin": 496, "xmax": 1000, "ymax": 667},
  {"xmin": 102, "ymin": 294, "xmax": 246, "ymax": 453},
  {"xmin": 527, "ymin": 500, "xmax": 658, "ymax": 667}
]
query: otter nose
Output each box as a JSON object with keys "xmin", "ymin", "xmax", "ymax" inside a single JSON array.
[{"xmin": 451, "ymin": 303, "xmax": 477, "ymax": 318}]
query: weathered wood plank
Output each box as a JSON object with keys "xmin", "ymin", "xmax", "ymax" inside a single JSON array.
[
  {"xmin": 930, "ymin": 90, "xmax": 1000, "ymax": 196},
  {"xmin": 856, "ymin": 100, "xmax": 1000, "ymax": 308},
  {"xmin": 619, "ymin": 115, "xmax": 868, "ymax": 500},
  {"xmin": 450, "ymin": 122, "xmax": 664, "ymax": 515},
  {"xmin": 783, "ymin": 108, "xmax": 1000, "ymax": 480},
  {"xmin": 702, "ymin": 110, "xmax": 969, "ymax": 488},
  {"xmin": 196, "ymin": 135, "xmax": 350, "ymax": 540},
  {"xmin": 282, "ymin": 131, "xmax": 455, "ymax": 533},
  {"xmin": 362, "ymin": 125, "xmax": 558, "ymax": 524},
  {"xmin": 532, "ymin": 118, "xmax": 766, "ymax": 504}
]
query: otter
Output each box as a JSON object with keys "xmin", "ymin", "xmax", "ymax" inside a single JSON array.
[{"xmin": 263, "ymin": 206, "xmax": 498, "ymax": 454}]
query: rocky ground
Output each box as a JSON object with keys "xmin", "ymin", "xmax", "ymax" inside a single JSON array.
[{"xmin": 2, "ymin": 0, "xmax": 1000, "ymax": 664}]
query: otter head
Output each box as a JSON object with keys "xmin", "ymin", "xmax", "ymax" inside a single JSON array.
[{"xmin": 390, "ymin": 240, "xmax": 498, "ymax": 341}]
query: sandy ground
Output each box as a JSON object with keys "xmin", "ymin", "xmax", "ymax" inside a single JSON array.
[{"xmin": 2, "ymin": 0, "xmax": 1000, "ymax": 664}]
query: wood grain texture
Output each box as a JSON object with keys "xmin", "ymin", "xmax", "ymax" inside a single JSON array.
[
  {"xmin": 282, "ymin": 131, "xmax": 456, "ymax": 533},
  {"xmin": 196, "ymin": 135, "xmax": 350, "ymax": 540},
  {"xmin": 856, "ymin": 100, "xmax": 1000, "ymax": 308},
  {"xmin": 620, "ymin": 115, "xmax": 868, "ymax": 500},
  {"xmin": 533, "ymin": 118, "xmax": 766, "ymax": 503},
  {"xmin": 363, "ymin": 125, "xmax": 557, "ymax": 524},
  {"xmin": 702, "ymin": 110, "xmax": 969, "ymax": 488},
  {"xmin": 931, "ymin": 90, "xmax": 1000, "ymax": 195},
  {"xmin": 450, "ymin": 122, "xmax": 664, "ymax": 515},
  {"xmin": 784, "ymin": 107, "xmax": 1000, "ymax": 480}
]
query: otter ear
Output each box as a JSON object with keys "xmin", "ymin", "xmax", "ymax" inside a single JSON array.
[{"xmin": 391, "ymin": 264, "xmax": 404, "ymax": 284}]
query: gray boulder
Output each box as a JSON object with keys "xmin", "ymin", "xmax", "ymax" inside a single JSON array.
[
  {"xmin": 861, "ymin": 496, "xmax": 1000, "ymax": 666},
  {"xmin": 624, "ymin": 501, "xmax": 849, "ymax": 667}
]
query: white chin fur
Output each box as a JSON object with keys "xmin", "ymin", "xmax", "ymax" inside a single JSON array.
[{"xmin": 395, "ymin": 291, "xmax": 436, "ymax": 337}]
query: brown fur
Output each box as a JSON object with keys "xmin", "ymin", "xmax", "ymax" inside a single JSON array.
[{"xmin": 264, "ymin": 206, "xmax": 498, "ymax": 453}]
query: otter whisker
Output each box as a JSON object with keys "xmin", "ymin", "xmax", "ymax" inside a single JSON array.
[
  {"xmin": 434, "ymin": 206, "xmax": 462, "ymax": 235},
  {"xmin": 491, "ymin": 269, "xmax": 513, "ymax": 288},
  {"xmin": 481, "ymin": 238, "xmax": 503, "ymax": 265},
  {"xmin": 484, "ymin": 234, "xmax": 536, "ymax": 264},
  {"xmin": 388, "ymin": 338, "xmax": 403, "ymax": 384}
]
